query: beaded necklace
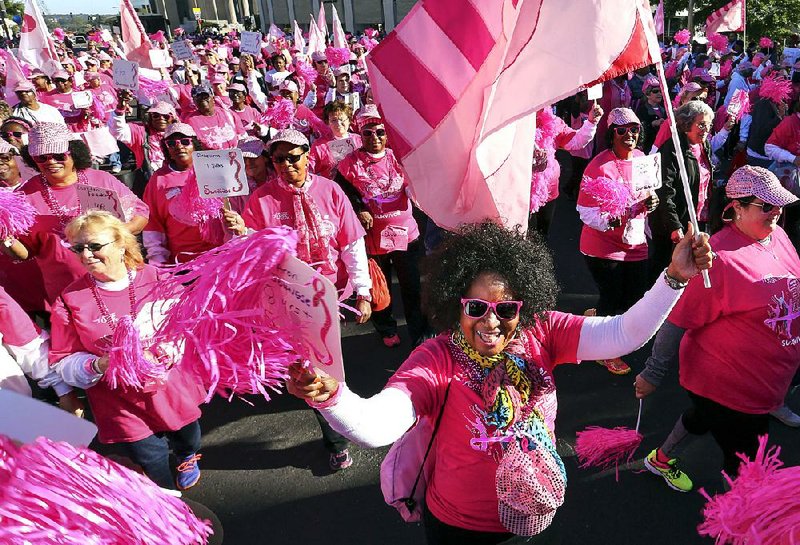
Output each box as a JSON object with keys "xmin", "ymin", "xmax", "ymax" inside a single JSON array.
[
  {"xmin": 39, "ymin": 170, "xmax": 87, "ymax": 233},
  {"xmin": 88, "ymin": 268, "xmax": 137, "ymax": 328}
]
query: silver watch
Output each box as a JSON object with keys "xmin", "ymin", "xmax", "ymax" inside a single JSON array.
[{"xmin": 663, "ymin": 269, "xmax": 688, "ymax": 290}]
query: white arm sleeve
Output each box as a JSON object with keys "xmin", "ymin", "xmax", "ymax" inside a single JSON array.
[
  {"xmin": 247, "ymin": 73, "xmax": 269, "ymax": 110},
  {"xmin": 142, "ymin": 231, "xmax": 170, "ymax": 264},
  {"xmin": 576, "ymin": 204, "xmax": 611, "ymax": 231},
  {"xmin": 303, "ymin": 90, "xmax": 317, "ymax": 109},
  {"xmin": 563, "ymin": 119, "xmax": 597, "ymax": 151},
  {"xmin": 765, "ymin": 143, "xmax": 797, "ymax": 164},
  {"xmin": 318, "ymin": 384, "xmax": 417, "ymax": 448},
  {"xmin": 710, "ymin": 128, "xmax": 730, "ymax": 154},
  {"xmin": 107, "ymin": 112, "xmax": 133, "ymax": 145},
  {"xmin": 53, "ymin": 352, "xmax": 103, "ymax": 389},
  {"xmin": 5, "ymin": 331, "xmax": 71, "ymax": 396},
  {"xmin": 340, "ymin": 238, "xmax": 371, "ymax": 297},
  {"xmin": 576, "ymin": 273, "xmax": 683, "ymax": 361}
]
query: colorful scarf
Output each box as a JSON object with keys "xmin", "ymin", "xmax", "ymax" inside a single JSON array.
[{"xmin": 283, "ymin": 179, "xmax": 335, "ymax": 274}]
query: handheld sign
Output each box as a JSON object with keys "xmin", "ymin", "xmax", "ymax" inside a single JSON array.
[
  {"xmin": 240, "ymin": 31, "xmax": 263, "ymax": 55},
  {"xmin": 587, "ymin": 83, "xmax": 603, "ymax": 101},
  {"xmin": 216, "ymin": 46, "xmax": 229, "ymax": 60},
  {"xmin": 263, "ymin": 254, "xmax": 345, "ymax": 382},
  {"xmin": 171, "ymin": 40, "xmax": 194, "ymax": 61},
  {"xmin": 71, "ymin": 90, "xmax": 93, "ymax": 109},
  {"xmin": 76, "ymin": 184, "xmax": 129, "ymax": 221},
  {"xmin": 0, "ymin": 389, "xmax": 97, "ymax": 447},
  {"xmin": 709, "ymin": 62, "xmax": 721, "ymax": 77},
  {"xmin": 149, "ymin": 49, "xmax": 172, "ymax": 69},
  {"xmin": 192, "ymin": 149, "xmax": 250, "ymax": 198},
  {"xmin": 629, "ymin": 153, "xmax": 663, "ymax": 195},
  {"xmin": 113, "ymin": 59, "xmax": 139, "ymax": 92}
]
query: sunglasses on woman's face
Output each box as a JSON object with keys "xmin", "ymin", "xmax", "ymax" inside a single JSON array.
[
  {"xmin": 271, "ymin": 152, "xmax": 305, "ymax": 165},
  {"xmin": 69, "ymin": 241, "xmax": 113, "ymax": 254},
  {"xmin": 1, "ymin": 131, "xmax": 22, "ymax": 139},
  {"xmin": 614, "ymin": 125, "xmax": 641, "ymax": 136},
  {"xmin": 149, "ymin": 112, "xmax": 171, "ymax": 120},
  {"xmin": 361, "ymin": 128, "xmax": 386, "ymax": 138},
  {"xmin": 32, "ymin": 151, "xmax": 70, "ymax": 163},
  {"xmin": 165, "ymin": 138, "xmax": 193, "ymax": 148},
  {"xmin": 744, "ymin": 201, "xmax": 781, "ymax": 213},
  {"xmin": 461, "ymin": 298, "xmax": 523, "ymax": 321}
]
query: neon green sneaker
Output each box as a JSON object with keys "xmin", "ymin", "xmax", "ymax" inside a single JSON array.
[{"xmin": 644, "ymin": 449, "xmax": 693, "ymax": 492}]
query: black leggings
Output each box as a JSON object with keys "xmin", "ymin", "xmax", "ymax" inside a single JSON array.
[
  {"xmin": 583, "ymin": 256, "xmax": 649, "ymax": 316},
  {"xmin": 423, "ymin": 505, "xmax": 559, "ymax": 545},
  {"xmin": 682, "ymin": 390, "xmax": 770, "ymax": 476}
]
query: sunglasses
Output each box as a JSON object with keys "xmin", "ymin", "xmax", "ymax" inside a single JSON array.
[
  {"xmin": 744, "ymin": 201, "xmax": 781, "ymax": 213},
  {"xmin": 314, "ymin": 60, "xmax": 328, "ymax": 65},
  {"xmin": 613, "ymin": 125, "xmax": 641, "ymax": 136},
  {"xmin": 271, "ymin": 152, "xmax": 305, "ymax": 165},
  {"xmin": 165, "ymin": 138, "xmax": 193, "ymax": 148},
  {"xmin": 149, "ymin": 112, "xmax": 172, "ymax": 120},
  {"xmin": 361, "ymin": 128, "xmax": 386, "ymax": 138},
  {"xmin": 32, "ymin": 151, "xmax": 70, "ymax": 163},
  {"xmin": 69, "ymin": 241, "xmax": 113, "ymax": 254},
  {"xmin": 2, "ymin": 131, "xmax": 23, "ymax": 138},
  {"xmin": 461, "ymin": 298, "xmax": 523, "ymax": 321}
]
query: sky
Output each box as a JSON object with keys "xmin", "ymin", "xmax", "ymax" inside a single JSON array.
[{"xmin": 42, "ymin": 0, "xmax": 121, "ymax": 15}]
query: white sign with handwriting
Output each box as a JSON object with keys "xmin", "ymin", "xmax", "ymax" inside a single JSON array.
[
  {"xmin": 76, "ymin": 184, "xmax": 129, "ymax": 221},
  {"xmin": 629, "ymin": 153, "xmax": 662, "ymax": 194},
  {"xmin": 171, "ymin": 40, "xmax": 194, "ymax": 61},
  {"xmin": 240, "ymin": 31, "xmax": 263, "ymax": 55},
  {"xmin": 192, "ymin": 149, "xmax": 250, "ymax": 198},
  {"xmin": 113, "ymin": 59, "xmax": 139, "ymax": 92}
]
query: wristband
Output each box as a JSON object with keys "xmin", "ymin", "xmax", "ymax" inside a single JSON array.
[
  {"xmin": 663, "ymin": 269, "xmax": 688, "ymax": 290},
  {"xmin": 91, "ymin": 358, "xmax": 103, "ymax": 375}
]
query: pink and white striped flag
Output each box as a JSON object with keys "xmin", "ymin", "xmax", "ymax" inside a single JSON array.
[
  {"xmin": 120, "ymin": 0, "xmax": 154, "ymax": 68},
  {"xmin": 331, "ymin": 5, "xmax": 348, "ymax": 49},
  {"xmin": 654, "ymin": 0, "xmax": 664, "ymax": 35},
  {"xmin": 18, "ymin": 0, "xmax": 60, "ymax": 72},
  {"xmin": 366, "ymin": 0, "xmax": 662, "ymax": 231},
  {"xmin": 316, "ymin": 2, "xmax": 327, "ymax": 41},
  {"xmin": 706, "ymin": 0, "xmax": 746, "ymax": 34},
  {"xmin": 293, "ymin": 20, "xmax": 306, "ymax": 54}
]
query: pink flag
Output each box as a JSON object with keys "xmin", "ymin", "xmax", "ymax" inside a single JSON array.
[
  {"xmin": 331, "ymin": 5, "xmax": 347, "ymax": 49},
  {"xmin": 307, "ymin": 17, "xmax": 324, "ymax": 54},
  {"xmin": 0, "ymin": 50, "xmax": 27, "ymax": 106},
  {"xmin": 366, "ymin": 0, "xmax": 662, "ymax": 231},
  {"xmin": 18, "ymin": 0, "xmax": 60, "ymax": 72},
  {"xmin": 317, "ymin": 2, "xmax": 327, "ymax": 41},
  {"xmin": 120, "ymin": 0, "xmax": 154, "ymax": 68},
  {"xmin": 706, "ymin": 0, "xmax": 746, "ymax": 34},
  {"xmin": 654, "ymin": 0, "xmax": 664, "ymax": 35},
  {"xmin": 294, "ymin": 20, "xmax": 306, "ymax": 54},
  {"xmin": 269, "ymin": 23, "xmax": 285, "ymax": 40}
]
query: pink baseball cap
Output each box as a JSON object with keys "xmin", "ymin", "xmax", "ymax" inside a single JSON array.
[
  {"xmin": 51, "ymin": 70, "xmax": 70, "ymax": 81},
  {"xmin": 148, "ymin": 101, "xmax": 177, "ymax": 118},
  {"xmin": 355, "ymin": 104, "xmax": 382, "ymax": 127},
  {"xmin": 310, "ymin": 51, "xmax": 327, "ymax": 62},
  {"xmin": 14, "ymin": 81, "xmax": 36, "ymax": 92},
  {"xmin": 266, "ymin": 128, "xmax": 309, "ymax": 150},
  {"xmin": 238, "ymin": 136, "xmax": 265, "ymax": 158},
  {"xmin": 726, "ymin": 165, "xmax": 798, "ymax": 207},
  {"xmin": 278, "ymin": 80, "xmax": 298, "ymax": 93}
]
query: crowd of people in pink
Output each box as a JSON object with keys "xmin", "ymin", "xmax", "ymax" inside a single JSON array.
[{"xmin": 0, "ymin": 0, "xmax": 798, "ymax": 543}]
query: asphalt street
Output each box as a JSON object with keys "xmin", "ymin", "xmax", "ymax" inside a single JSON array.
[{"xmin": 119, "ymin": 159, "xmax": 800, "ymax": 545}]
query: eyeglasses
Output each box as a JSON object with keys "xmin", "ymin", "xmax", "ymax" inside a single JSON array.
[
  {"xmin": 744, "ymin": 201, "xmax": 781, "ymax": 213},
  {"xmin": 271, "ymin": 152, "xmax": 305, "ymax": 165},
  {"xmin": 149, "ymin": 112, "xmax": 171, "ymax": 120},
  {"xmin": 648, "ymin": 89, "xmax": 662, "ymax": 94},
  {"xmin": 2, "ymin": 131, "xmax": 23, "ymax": 139},
  {"xmin": 613, "ymin": 125, "xmax": 641, "ymax": 136},
  {"xmin": 361, "ymin": 128, "xmax": 387, "ymax": 138},
  {"xmin": 695, "ymin": 122, "xmax": 712, "ymax": 131},
  {"xmin": 461, "ymin": 298, "xmax": 523, "ymax": 321},
  {"xmin": 165, "ymin": 138, "xmax": 193, "ymax": 148},
  {"xmin": 69, "ymin": 241, "xmax": 113, "ymax": 254},
  {"xmin": 32, "ymin": 151, "xmax": 70, "ymax": 163},
  {"xmin": 0, "ymin": 154, "xmax": 15, "ymax": 163}
]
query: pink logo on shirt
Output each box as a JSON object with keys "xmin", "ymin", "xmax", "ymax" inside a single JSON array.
[{"xmin": 765, "ymin": 277, "xmax": 800, "ymax": 342}]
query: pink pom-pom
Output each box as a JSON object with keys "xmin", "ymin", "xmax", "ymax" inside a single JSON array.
[
  {"xmin": 168, "ymin": 173, "xmax": 223, "ymax": 226},
  {"xmin": 149, "ymin": 227, "xmax": 300, "ymax": 402},
  {"xmin": 727, "ymin": 88, "xmax": 752, "ymax": 120},
  {"xmin": 138, "ymin": 76, "xmax": 171, "ymax": 101},
  {"xmin": 575, "ymin": 426, "xmax": 643, "ymax": 477},
  {"xmin": 698, "ymin": 435, "xmax": 800, "ymax": 544},
  {"xmin": 759, "ymin": 75, "xmax": 792, "ymax": 105},
  {"xmin": 259, "ymin": 98, "xmax": 296, "ymax": 130},
  {"xmin": 105, "ymin": 315, "xmax": 169, "ymax": 390},
  {"xmin": 529, "ymin": 173, "xmax": 550, "ymax": 213},
  {"xmin": 364, "ymin": 27, "xmax": 378, "ymax": 39},
  {"xmin": 52, "ymin": 27, "xmax": 65, "ymax": 41},
  {"xmin": 759, "ymin": 36, "xmax": 774, "ymax": 49},
  {"xmin": 708, "ymin": 33, "xmax": 728, "ymax": 53},
  {"xmin": 0, "ymin": 435, "xmax": 213, "ymax": 544},
  {"xmin": 0, "ymin": 190, "xmax": 37, "ymax": 239},
  {"xmin": 674, "ymin": 28, "xmax": 691, "ymax": 45},
  {"xmin": 326, "ymin": 47, "xmax": 351, "ymax": 68},
  {"xmin": 149, "ymin": 30, "xmax": 166, "ymax": 44},
  {"xmin": 720, "ymin": 58, "xmax": 734, "ymax": 79},
  {"xmin": 581, "ymin": 176, "xmax": 633, "ymax": 218}
]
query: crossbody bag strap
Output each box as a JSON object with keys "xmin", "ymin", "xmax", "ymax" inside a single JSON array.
[{"xmin": 406, "ymin": 380, "xmax": 453, "ymax": 504}]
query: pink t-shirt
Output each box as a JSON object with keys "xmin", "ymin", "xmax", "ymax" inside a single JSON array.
[
  {"xmin": 40, "ymin": 90, "xmax": 88, "ymax": 132},
  {"xmin": 0, "ymin": 285, "xmax": 38, "ymax": 346},
  {"xmin": 49, "ymin": 265, "xmax": 204, "ymax": 443},
  {"xmin": 88, "ymin": 84, "xmax": 117, "ymax": 122},
  {"xmin": 336, "ymin": 149, "xmax": 420, "ymax": 255},
  {"xmin": 142, "ymin": 165, "xmax": 225, "ymax": 263},
  {"xmin": 241, "ymin": 175, "xmax": 365, "ymax": 288},
  {"xmin": 308, "ymin": 134, "xmax": 362, "ymax": 180},
  {"xmin": 577, "ymin": 149, "xmax": 649, "ymax": 261},
  {"xmin": 386, "ymin": 313, "xmax": 584, "ymax": 533},
  {"xmin": 690, "ymin": 143, "xmax": 712, "ymax": 221},
  {"xmin": 18, "ymin": 170, "xmax": 149, "ymax": 306},
  {"xmin": 185, "ymin": 107, "xmax": 245, "ymax": 150},
  {"xmin": 231, "ymin": 104, "xmax": 261, "ymax": 128},
  {"xmin": 671, "ymin": 225, "xmax": 800, "ymax": 414}
]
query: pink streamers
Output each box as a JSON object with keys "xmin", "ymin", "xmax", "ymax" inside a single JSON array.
[
  {"xmin": 727, "ymin": 88, "xmax": 751, "ymax": 121},
  {"xmin": 148, "ymin": 227, "xmax": 300, "ymax": 402},
  {"xmin": 326, "ymin": 47, "xmax": 351, "ymax": 68},
  {"xmin": 259, "ymin": 98, "xmax": 296, "ymax": 130},
  {"xmin": 0, "ymin": 435, "xmax": 213, "ymax": 544},
  {"xmin": 674, "ymin": 28, "xmax": 691, "ymax": 45},
  {"xmin": 575, "ymin": 426, "xmax": 643, "ymax": 477},
  {"xmin": 294, "ymin": 60, "xmax": 317, "ymax": 91},
  {"xmin": 581, "ymin": 176, "xmax": 633, "ymax": 218},
  {"xmin": 759, "ymin": 36, "xmax": 774, "ymax": 49},
  {"xmin": 168, "ymin": 173, "xmax": 223, "ymax": 226},
  {"xmin": 708, "ymin": 33, "xmax": 729, "ymax": 53},
  {"xmin": 698, "ymin": 435, "xmax": 800, "ymax": 544},
  {"xmin": 138, "ymin": 77, "xmax": 171, "ymax": 102},
  {"xmin": 0, "ymin": 190, "xmax": 37, "ymax": 239},
  {"xmin": 105, "ymin": 315, "xmax": 168, "ymax": 391},
  {"xmin": 759, "ymin": 75, "xmax": 792, "ymax": 105}
]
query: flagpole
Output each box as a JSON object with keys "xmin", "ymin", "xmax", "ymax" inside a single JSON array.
[{"xmin": 654, "ymin": 60, "xmax": 711, "ymax": 288}]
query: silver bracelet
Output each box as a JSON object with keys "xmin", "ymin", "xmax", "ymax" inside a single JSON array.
[
  {"xmin": 663, "ymin": 269, "xmax": 688, "ymax": 290},
  {"xmin": 91, "ymin": 358, "xmax": 103, "ymax": 375}
]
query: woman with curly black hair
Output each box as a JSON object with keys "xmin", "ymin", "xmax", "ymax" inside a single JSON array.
[
  {"xmin": 3, "ymin": 122, "xmax": 148, "ymax": 308},
  {"xmin": 287, "ymin": 220, "xmax": 712, "ymax": 544}
]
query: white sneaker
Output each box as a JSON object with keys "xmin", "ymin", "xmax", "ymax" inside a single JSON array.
[{"xmin": 770, "ymin": 405, "xmax": 800, "ymax": 427}]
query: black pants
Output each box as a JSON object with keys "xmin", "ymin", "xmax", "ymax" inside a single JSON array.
[
  {"xmin": 423, "ymin": 505, "xmax": 559, "ymax": 545},
  {"xmin": 528, "ymin": 200, "xmax": 556, "ymax": 239},
  {"xmin": 682, "ymin": 390, "xmax": 770, "ymax": 476},
  {"xmin": 583, "ymin": 257, "xmax": 649, "ymax": 317},
  {"xmin": 562, "ymin": 156, "xmax": 590, "ymax": 201},
  {"xmin": 313, "ymin": 408, "xmax": 348, "ymax": 454},
  {"xmin": 121, "ymin": 419, "xmax": 201, "ymax": 489},
  {"xmin": 648, "ymin": 234, "xmax": 673, "ymax": 284},
  {"xmin": 370, "ymin": 238, "xmax": 430, "ymax": 344}
]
